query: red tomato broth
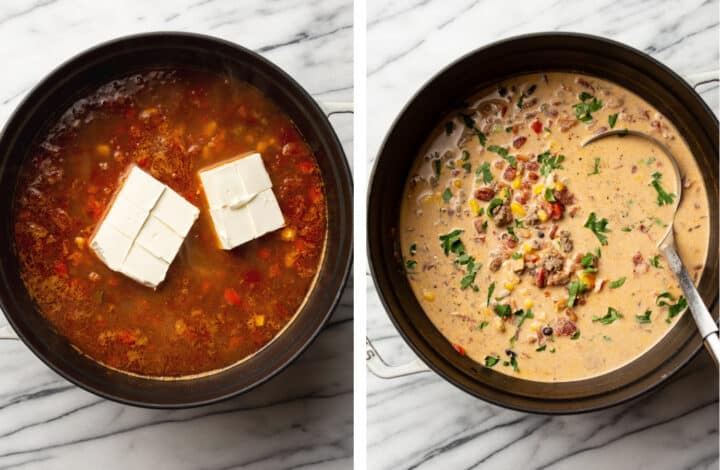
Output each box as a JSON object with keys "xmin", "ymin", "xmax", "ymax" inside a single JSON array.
[{"xmin": 13, "ymin": 70, "xmax": 327, "ymax": 377}]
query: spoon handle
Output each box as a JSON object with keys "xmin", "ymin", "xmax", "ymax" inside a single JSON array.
[{"xmin": 661, "ymin": 244, "xmax": 719, "ymax": 365}]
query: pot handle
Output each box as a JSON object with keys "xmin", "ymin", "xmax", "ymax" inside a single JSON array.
[
  {"xmin": 366, "ymin": 337, "xmax": 430, "ymax": 378},
  {"xmin": 318, "ymin": 101, "xmax": 354, "ymax": 116},
  {"xmin": 684, "ymin": 70, "xmax": 719, "ymax": 88},
  {"xmin": 0, "ymin": 323, "xmax": 18, "ymax": 340}
]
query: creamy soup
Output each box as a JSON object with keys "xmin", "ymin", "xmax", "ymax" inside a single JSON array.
[{"xmin": 399, "ymin": 72, "xmax": 710, "ymax": 382}]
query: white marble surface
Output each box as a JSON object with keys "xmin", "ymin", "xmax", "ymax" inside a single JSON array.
[
  {"xmin": 366, "ymin": 1, "xmax": 718, "ymax": 469},
  {"xmin": 0, "ymin": 1, "xmax": 352, "ymax": 469}
]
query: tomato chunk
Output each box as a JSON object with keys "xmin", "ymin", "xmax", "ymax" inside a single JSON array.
[
  {"xmin": 531, "ymin": 120, "xmax": 543, "ymax": 134},
  {"xmin": 453, "ymin": 343, "xmax": 466, "ymax": 356}
]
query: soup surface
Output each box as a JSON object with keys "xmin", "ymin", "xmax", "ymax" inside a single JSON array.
[
  {"xmin": 14, "ymin": 69, "xmax": 326, "ymax": 377},
  {"xmin": 399, "ymin": 72, "xmax": 709, "ymax": 382}
]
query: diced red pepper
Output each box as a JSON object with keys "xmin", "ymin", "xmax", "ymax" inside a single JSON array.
[
  {"xmin": 224, "ymin": 287, "xmax": 241, "ymax": 306},
  {"xmin": 531, "ymin": 120, "xmax": 543, "ymax": 134},
  {"xmin": 54, "ymin": 261, "xmax": 68, "ymax": 277},
  {"xmin": 453, "ymin": 343, "xmax": 466, "ymax": 356},
  {"xmin": 549, "ymin": 202, "xmax": 564, "ymax": 220}
]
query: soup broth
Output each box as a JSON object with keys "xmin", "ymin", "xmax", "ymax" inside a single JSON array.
[
  {"xmin": 14, "ymin": 69, "xmax": 326, "ymax": 377},
  {"xmin": 399, "ymin": 72, "xmax": 709, "ymax": 382}
]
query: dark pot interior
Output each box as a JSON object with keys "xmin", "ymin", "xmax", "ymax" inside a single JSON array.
[
  {"xmin": 367, "ymin": 33, "xmax": 718, "ymax": 414},
  {"xmin": 0, "ymin": 32, "xmax": 353, "ymax": 408}
]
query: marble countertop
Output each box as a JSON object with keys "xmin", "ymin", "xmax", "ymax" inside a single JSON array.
[
  {"xmin": 366, "ymin": 1, "xmax": 718, "ymax": 469},
  {"xmin": 0, "ymin": 1, "xmax": 352, "ymax": 469}
]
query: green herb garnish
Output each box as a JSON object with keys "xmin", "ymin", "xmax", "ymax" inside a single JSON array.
[
  {"xmin": 571, "ymin": 331, "xmax": 581, "ymax": 340},
  {"xmin": 487, "ymin": 282, "xmax": 495, "ymax": 307},
  {"xmin": 494, "ymin": 304, "xmax": 512, "ymax": 317},
  {"xmin": 649, "ymin": 172, "xmax": 675, "ymax": 206},
  {"xmin": 484, "ymin": 355, "xmax": 500, "ymax": 367},
  {"xmin": 535, "ymin": 344, "xmax": 547, "ymax": 352},
  {"xmin": 573, "ymin": 93, "xmax": 602, "ymax": 123},
  {"xmin": 512, "ymin": 252, "xmax": 522, "ymax": 260},
  {"xmin": 589, "ymin": 157, "xmax": 600, "ymax": 175},
  {"xmin": 516, "ymin": 309, "xmax": 534, "ymax": 328},
  {"xmin": 439, "ymin": 229, "xmax": 464, "ymax": 256},
  {"xmin": 580, "ymin": 252, "xmax": 595, "ymax": 269},
  {"xmin": 487, "ymin": 198, "xmax": 504, "ymax": 218},
  {"xmin": 432, "ymin": 158, "xmax": 441, "ymax": 178},
  {"xmin": 476, "ymin": 162, "xmax": 493, "ymax": 183},
  {"xmin": 608, "ymin": 113, "xmax": 618, "ymax": 129},
  {"xmin": 636, "ymin": 310, "xmax": 652, "ymax": 324},
  {"xmin": 568, "ymin": 280, "xmax": 587, "ymax": 308},
  {"xmin": 584, "ymin": 212, "xmax": 610, "ymax": 245},
  {"xmin": 477, "ymin": 321, "xmax": 489, "ymax": 330},
  {"xmin": 487, "ymin": 145, "xmax": 517, "ymax": 168},
  {"xmin": 537, "ymin": 151, "xmax": 565, "ymax": 176},
  {"xmin": 649, "ymin": 255, "xmax": 662, "ymax": 268},
  {"xmin": 609, "ymin": 277, "xmax": 626, "ymax": 289},
  {"xmin": 544, "ymin": 188, "xmax": 557, "ymax": 202},
  {"xmin": 593, "ymin": 307, "xmax": 623, "ymax": 325},
  {"xmin": 442, "ymin": 188, "xmax": 452, "ymax": 203}
]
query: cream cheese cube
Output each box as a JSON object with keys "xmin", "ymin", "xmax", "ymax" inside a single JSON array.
[
  {"xmin": 246, "ymin": 189, "xmax": 285, "ymax": 238},
  {"xmin": 89, "ymin": 165, "xmax": 199, "ymax": 289},
  {"xmin": 199, "ymin": 153, "xmax": 284, "ymax": 250}
]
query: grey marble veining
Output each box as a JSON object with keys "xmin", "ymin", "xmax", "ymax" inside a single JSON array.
[
  {"xmin": 366, "ymin": 0, "xmax": 718, "ymax": 469},
  {"xmin": 0, "ymin": 1, "xmax": 353, "ymax": 469}
]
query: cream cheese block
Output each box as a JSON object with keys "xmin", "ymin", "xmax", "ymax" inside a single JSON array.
[
  {"xmin": 89, "ymin": 165, "xmax": 200, "ymax": 288},
  {"xmin": 199, "ymin": 153, "xmax": 285, "ymax": 250}
]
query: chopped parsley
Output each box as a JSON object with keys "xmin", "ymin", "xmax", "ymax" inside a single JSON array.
[
  {"xmin": 537, "ymin": 151, "xmax": 565, "ymax": 176},
  {"xmin": 593, "ymin": 307, "xmax": 623, "ymax": 325},
  {"xmin": 535, "ymin": 344, "xmax": 547, "ymax": 352},
  {"xmin": 636, "ymin": 310, "xmax": 652, "ymax": 324},
  {"xmin": 445, "ymin": 121, "xmax": 455, "ymax": 136},
  {"xmin": 650, "ymin": 172, "xmax": 675, "ymax": 206},
  {"xmin": 584, "ymin": 212, "xmax": 610, "ymax": 245},
  {"xmin": 476, "ymin": 161, "xmax": 493, "ymax": 183},
  {"xmin": 550, "ymin": 348, "xmax": 556, "ymax": 353},
  {"xmin": 580, "ymin": 252, "xmax": 595, "ymax": 269},
  {"xmin": 656, "ymin": 292, "xmax": 687, "ymax": 321},
  {"xmin": 477, "ymin": 321, "xmax": 489, "ymax": 330},
  {"xmin": 571, "ymin": 331, "xmax": 581, "ymax": 340},
  {"xmin": 442, "ymin": 188, "xmax": 452, "ymax": 203},
  {"xmin": 487, "ymin": 282, "xmax": 495, "ymax": 307},
  {"xmin": 487, "ymin": 198, "xmax": 504, "ymax": 218},
  {"xmin": 567, "ymin": 280, "xmax": 587, "ymax": 308},
  {"xmin": 649, "ymin": 255, "xmax": 662, "ymax": 268},
  {"xmin": 458, "ymin": 255, "xmax": 482, "ymax": 291},
  {"xmin": 494, "ymin": 304, "xmax": 512, "ymax": 317},
  {"xmin": 405, "ymin": 259, "xmax": 417, "ymax": 271},
  {"xmin": 609, "ymin": 277, "xmax": 626, "ymax": 289},
  {"xmin": 544, "ymin": 187, "xmax": 557, "ymax": 202},
  {"xmin": 608, "ymin": 113, "xmax": 618, "ymax": 129},
  {"xmin": 515, "ymin": 309, "xmax": 534, "ymax": 328},
  {"xmin": 487, "ymin": 145, "xmax": 517, "ymax": 168},
  {"xmin": 589, "ymin": 157, "xmax": 600, "ymax": 175},
  {"xmin": 460, "ymin": 113, "xmax": 487, "ymax": 146},
  {"xmin": 511, "ymin": 252, "xmax": 523, "ymax": 260},
  {"xmin": 573, "ymin": 93, "xmax": 603, "ymax": 123},
  {"xmin": 439, "ymin": 229, "xmax": 464, "ymax": 256},
  {"xmin": 485, "ymin": 355, "xmax": 500, "ymax": 367},
  {"xmin": 432, "ymin": 158, "xmax": 442, "ymax": 178},
  {"xmin": 507, "ymin": 226, "xmax": 519, "ymax": 242},
  {"xmin": 517, "ymin": 93, "xmax": 525, "ymax": 109},
  {"xmin": 503, "ymin": 355, "xmax": 519, "ymax": 372},
  {"xmin": 514, "ymin": 219, "xmax": 525, "ymax": 228}
]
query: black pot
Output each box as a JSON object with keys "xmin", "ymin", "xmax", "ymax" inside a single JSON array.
[
  {"xmin": 0, "ymin": 32, "xmax": 353, "ymax": 408},
  {"xmin": 367, "ymin": 33, "xmax": 718, "ymax": 414}
]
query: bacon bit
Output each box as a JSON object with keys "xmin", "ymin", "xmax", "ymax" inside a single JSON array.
[
  {"xmin": 526, "ymin": 161, "xmax": 539, "ymax": 172},
  {"xmin": 527, "ymin": 172, "xmax": 539, "ymax": 182},
  {"xmin": 554, "ymin": 188, "xmax": 575, "ymax": 206},
  {"xmin": 575, "ymin": 77, "xmax": 594, "ymax": 91},
  {"xmin": 493, "ymin": 159, "xmax": 505, "ymax": 169},
  {"xmin": 632, "ymin": 252, "xmax": 643, "ymax": 265},
  {"xmin": 650, "ymin": 120, "xmax": 662, "ymax": 131},
  {"xmin": 549, "ymin": 224, "xmax": 559, "ymax": 239},
  {"xmin": 559, "ymin": 118, "xmax": 577, "ymax": 132},
  {"xmin": 513, "ymin": 136, "xmax": 527, "ymax": 148},
  {"xmin": 453, "ymin": 343, "xmax": 467, "ymax": 356},
  {"xmin": 531, "ymin": 120, "xmax": 543, "ymax": 134},
  {"xmin": 639, "ymin": 224, "xmax": 649, "ymax": 233},
  {"xmin": 224, "ymin": 287, "xmax": 241, "ymax": 306},
  {"xmin": 634, "ymin": 262, "xmax": 650, "ymax": 275},
  {"xmin": 568, "ymin": 206, "xmax": 579, "ymax": 218},
  {"xmin": 514, "ymin": 190, "xmax": 530, "ymax": 204},
  {"xmin": 502, "ymin": 166, "xmax": 517, "ymax": 181},
  {"xmin": 475, "ymin": 186, "xmax": 496, "ymax": 201},
  {"xmin": 566, "ymin": 310, "xmax": 578, "ymax": 322},
  {"xmin": 631, "ymin": 165, "xmax": 638, "ymax": 174},
  {"xmin": 553, "ymin": 317, "xmax": 577, "ymax": 336},
  {"xmin": 54, "ymin": 261, "xmax": 68, "ymax": 277},
  {"xmin": 534, "ymin": 268, "xmax": 547, "ymax": 288},
  {"xmin": 549, "ymin": 202, "xmax": 564, "ymax": 220},
  {"xmin": 296, "ymin": 159, "xmax": 314, "ymax": 173},
  {"xmin": 512, "ymin": 124, "xmax": 520, "ymax": 134},
  {"xmin": 516, "ymin": 154, "xmax": 530, "ymax": 162}
]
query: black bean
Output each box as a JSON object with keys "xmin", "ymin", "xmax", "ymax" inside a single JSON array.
[
  {"xmin": 505, "ymin": 349, "xmax": 516, "ymax": 357},
  {"xmin": 498, "ymin": 86, "xmax": 508, "ymax": 97},
  {"xmin": 542, "ymin": 326, "xmax": 553, "ymax": 336},
  {"xmin": 527, "ymin": 84, "xmax": 537, "ymax": 95},
  {"xmin": 537, "ymin": 231, "xmax": 545, "ymax": 238}
]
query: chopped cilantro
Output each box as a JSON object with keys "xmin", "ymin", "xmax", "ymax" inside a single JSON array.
[
  {"xmin": 487, "ymin": 145, "xmax": 517, "ymax": 168},
  {"xmin": 657, "ymin": 293, "xmax": 688, "ymax": 320},
  {"xmin": 589, "ymin": 157, "xmax": 600, "ymax": 175},
  {"xmin": 439, "ymin": 229, "xmax": 464, "ymax": 256},
  {"xmin": 477, "ymin": 321, "xmax": 489, "ymax": 330},
  {"xmin": 584, "ymin": 212, "xmax": 610, "ymax": 245},
  {"xmin": 487, "ymin": 198, "xmax": 504, "ymax": 218},
  {"xmin": 571, "ymin": 331, "xmax": 581, "ymax": 340},
  {"xmin": 649, "ymin": 255, "xmax": 662, "ymax": 268},
  {"xmin": 568, "ymin": 280, "xmax": 587, "ymax": 308},
  {"xmin": 636, "ymin": 310, "xmax": 652, "ymax": 324},
  {"xmin": 580, "ymin": 252, "xmax": 595, "ymax": 269},
  {"xmin": 608, "ymin": 113, "xmax": 618, "ymax": 129},
  {"xmin": 516, "ymin": 308, "xmax": 534, "ymax": 328},
  {"xmin": 621, "ymin": 226, "xmax": 632, "ymax": 232},
  {"xmin": 650, "ymin": 172, "xmax": 675, "ymax": 206},
  {"xmin": 432, "ymin": 158, "xmax": 441, "ymax": 178},
  {"xmin": 535, "ymin": 344, "xmax": 547, "ymax": 352},
  {"xmin": 512, "ymin": 252, "xmax": 522, "ymax": 260},
  {"xmin": 484, "ymin": 355, "xmax": 500, "ymax": 367},
  {"xmin": 476, "ymin": 161, "xmax": 493, "ymax": 183},
  {"xmin": 537, "ymin": 151, "xmax": 564, "ymax": 176},
  {"xmin": 609, "ymin": 277, "xmax": 626, "ymax": 289},
  {"xmin": 517, "ymin": 93, "xmax": 525, "ymax": 109},
  {"xmin": 573, "ymin": 93, "xmax": 602, "ymax": 123},
  {"xmin": 507, "ymin": 226, "xmax": 519, "ymax": 242},
  {"xmin": 442, "ymin": 188, "xmax": 452, "ymax": 203},
  {"xmin": 593, "ymin": 307, "xmax": 623, "ymax": 325},
  {"xmin": 405, "ymin": 259, "xmax": 417, "ymax": 271},
  {"xmin": 494, "ymin": 304, "xmax": 512, "ymax": 317},
  {"xmin": 544, "ymin": 187, "xmax": 557, "ymax": 202},
  {"xmin": 487, "ymin": 282, "xmax": 495, "ymax": 307}
]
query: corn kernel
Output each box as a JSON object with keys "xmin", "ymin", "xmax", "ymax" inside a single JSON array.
[
  {"xmin": 96, "ymin": 144, "xmax": 111, "ymax": 157},
  {"xmin": 480, "ymin": 307, "xmax": 492, "ymax": 318},
  {"xmin": 280, "ymin": 227, "xmax": 297, "ymax": 241},
  {"xmin": 522, "ymin": 243, "xmax": 533, "ymax": 254},
  {"xmin": 255, "ymin": 315, "xmax": 265, "ymax": 327},
  {"xmin": 511, "ymin": 177, "xmax": 521, "ymax": 189},
  {"xmin": 543, "ymin": 131, "xmax": 552, "ymax": 140},
  {"xmin": 554, "ymin": 181, "xmax": 565, "ymax": 191},
  {"xmin": 453, "ymin": 179, "xmax": 462, "ymax": 188},
  {"xmin": 537, "ymin": 209, "xmax": 549, "ymax": 222},
  {"xmin": 503, "ymin": 281, "xmax": 516, "ymax": 291},
  {"xmin": 74, "ymin": 237, "xmax": 86, "ymax": 250},
  {"xmin": 510, "ymin": 202, "xmax": 526, "ymax": 217},
  {"xmin": 578, "ymin": 271, "xmax": 596, "ymax": 289},
  {"xmin": 524, "ymin": 299, "xmax": 534, "ymax": 308},
  {"xmin": 549, "ymin": 140, "xmax": 559, "ymax": 150},
  {"xmin": 175, "ymin": 319, "xmax": 187, "ymax": 335},
  {"xmin": 423, "ymin": 290, "xmax": 436, "ymax": 301},
  {"xmin": 529, "ymin": 320, "xmax": 541, "ymax": 332},
  {"xmin": 469, "ymin": 199, "xmax": 480, "ymax": 215},
  {"xmin": 533, "ymin": 184, "xmax": 545, "ymax": 195},
  {"xmin": 494, "ymin": 317, "xmax": 506, "ymax": 332}
]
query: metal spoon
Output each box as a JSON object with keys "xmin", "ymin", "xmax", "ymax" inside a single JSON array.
[{"xmin": 583, "ymin": 129, "xmax": 719, "ymax": 364}]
